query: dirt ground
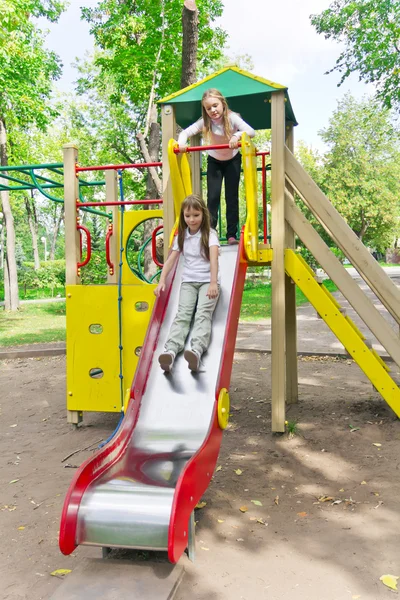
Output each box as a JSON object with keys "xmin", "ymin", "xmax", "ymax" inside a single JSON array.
[{"xmin": 1, "ymin": 353, "xmax": 399, "ymax": 600}]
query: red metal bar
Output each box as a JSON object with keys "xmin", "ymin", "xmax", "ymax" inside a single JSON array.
[
  {"xmin": 262, "ymin": 154, "xmax": 267, "ymax": 243},
  {"xmin": 105, "ymin": 224, "xmax": 114, "ymax": 275},
  {"xmin": 77, "ymin": 224, "xmax": 92, "ymax": 270},
  {"xmin": 76, "ymin": 162, "xmax": 162, "ymax": 173},
  {"xmin": 174, "ymin": 143, "xmax": 242, "ymax": 154},
  {"xmin": 151, "ymin": 225, "xmax": 164, "ymax": 268},
  {"xmin": 256, "ymin": 151, "xmax": 270, "ymax": 156},
  {"xmin": 76, "ymin": 199, "xmax": 163, "ymax": 208}
]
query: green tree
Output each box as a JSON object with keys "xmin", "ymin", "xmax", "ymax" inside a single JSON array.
[
  {"xmin": 311, "ymin": 0, "xmax": 400, "ymax": 110},
  {"xmin": 0, "ymin": 0, "xmax": 65, "ymax": 310},
  {"xmin": 319, "ymin": 94, "xmax": 400, "ymax": 250}
]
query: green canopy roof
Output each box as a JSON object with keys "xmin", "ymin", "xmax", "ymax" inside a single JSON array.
[{"xmin": 158, "ymin": 67, "xmax": 298, "ymax": 130}]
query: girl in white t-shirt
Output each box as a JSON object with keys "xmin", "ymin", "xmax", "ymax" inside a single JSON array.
[
  {"xmin": 154, "ymin": 195, "xmax": 220, "ymax": 373},
  {"xmin": 178, "ymin": 88, "xmax": 255, "ymax": 244}
]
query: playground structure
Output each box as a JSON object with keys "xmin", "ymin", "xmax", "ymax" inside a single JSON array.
[{"xmin": 2, "ymin": 67, "xmax": 400, "ymax": 567}]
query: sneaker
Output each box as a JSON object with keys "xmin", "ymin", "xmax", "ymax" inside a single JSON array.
[
  {"xmin": 184, "ymin": 349, "xmax": 201, "ymax": 372},
  {"xmin": 228, "ymin": 237, "xmax": 239, "ymax": 245},
  {"xmin": 158, "ymin": 351, "xmax": 175, "ymax": 372}
]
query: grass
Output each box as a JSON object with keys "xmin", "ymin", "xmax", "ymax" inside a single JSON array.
[
  {"xmin": 240, "ymin": 279, "xmax": 338, "ymax": 321},
  {"xmin": 0, "ymin": 302, "xmax": 66, "ymax": 347},
  {"xmin": 0, "ymin": 278, "xmax": 338, "ymax": 346},
  {"xmin": 0, "ymin": 287, "xmax": 65, "ymax": 302}
]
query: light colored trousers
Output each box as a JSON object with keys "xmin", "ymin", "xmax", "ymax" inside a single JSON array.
[{"xmin": 165, "ymin": 282, "xmax": 220, "ymax": 356}]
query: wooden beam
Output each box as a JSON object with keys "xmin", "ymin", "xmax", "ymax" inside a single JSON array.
[
  {"xmin": 63, "ymin": 144, "xmax": 80, "ymax": 286},
  {"xmin": 285, "ymin": 190, "xmax": 400, "ymax": 368},
  {"xmin": 271, "ymin": 91, "xmax": 286, "ymax": 432},
  {"xmin": 284, "ymin": 124, "xmax": 298, "ymax": 405},
  {"xmin": 161, "ymin": 104, "xmax": 177, "ymax": 262},
  {"xmin": 285, "ymin": 146, "xmax": 400, "ymax": 325},
  {"xmin": 190, "ymin": 133, "xmax": 202, "ymax": 197},
  {"xmin": 105, "ymin": 170, "xmax": 119, "ymax": 285}
]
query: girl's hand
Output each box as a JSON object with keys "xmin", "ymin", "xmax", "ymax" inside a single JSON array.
[
  {"xmin": 154, "ymin": 283, "xmax": 165, "ymax": 297},
  {"xmin": 206, "ymin": 282, "xmax": 219, "ymax": 299},
  {"xmin": 179, "ymin": 144, "xmax": 188, "ymax": 153},
  {"xmin": 228, "ymin": 136, "xmax": 239, "ymax": 149}
]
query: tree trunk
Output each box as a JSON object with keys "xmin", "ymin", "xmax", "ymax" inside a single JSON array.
[
  {"xmin": 24, "ymin": 193, "xmax": 40, "ymax": 269},
  {"xmin": 50, "ymin": 205, "xmax": 64, "ymax": 260},
  {"xmin": 0, "ymin": 117, "xmax": 19, "ymax": 310},
  {"xmin": 181, "ymin": 0, "xmax": 198, "ymax": 89}
]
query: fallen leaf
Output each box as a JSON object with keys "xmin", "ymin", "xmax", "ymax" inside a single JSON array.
[
  {"xmin": 50, "ymin": 569, "xmax": 72, "ymax": 577},
  {"xmin": 380, "ymin": 574, "xmax": 399, "ymax": 591},
  {"xmin": 9, "ymin": 479, "xmax": 20, "ymax": 484},
  {"xmin": 374, "ymin": 501, "xmax": 384, "ymax": 509},
  {"xmin": 17, "ymin": 526, "xmax": 25, "ymax": 530},
  {"xmin": 9, "ymin": 424, "xmax": 17, "ymax": 428},
  {"xmin": 217, "ymin": 519, "xmax": 224, "ymax": 523},
  {"xmin": 371, "ymin": 492, "xmax": 380, "ymax": 496},
  {"xmin": 200, "ymin": 547, "xmax": 209, "ymax": 551},
  {"xmin": 318, "ymin": 496, "xmax": 334, "ymax": 502},
  {"xmin": 352, "ymin": 596, "xmax": 361, "ymax": 599},
  {"xmin": 195, "ymin": 501, "xmax": 207, "ymax": 509},
  {"xmin": 234, "ymin": 469, "xmax": 243, "ymax": 475},
  {"xmin": 215, "ymin": 466, "xmax": 222, "ymax": 472},
  {"xmin": 372, "ymin": 443, "xmax": 382, "ymax": 447},
  {"xmin": 339, "ymin": 488, "xmax": 345, "ymax": 492},
  {"xmin": 297, "ymin": 512, "xmax": 307, "ymax": 517},
  {"xmin": 239, "ymin": 506, "xmax": 248, "ymax": 513},
  {"xmin": 360, "ymin": 481, "xmax": 367, "ymax": 485},
  {"xmin": 257, "ymin": 518, "xmax": 268, "ymax": 526},
  {"xmin": 236, "ymin": 538, "xmax": 244, "ymax": 542},
  {"xmin": 274, "ymin": 496, "xmax": 279, "ymax": 505},
  {"xmin": 251, "ymin": 500, "xmax": 263, "ymax": 506}
]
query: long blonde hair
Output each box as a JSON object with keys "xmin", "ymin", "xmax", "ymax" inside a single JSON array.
[
  {"xmin": 178, "ymin": 195, "xmax": 211, "ymax": 261},
  {"xmin": 201, "ymin": 88, "xmax": 232, "ymax": 142}
]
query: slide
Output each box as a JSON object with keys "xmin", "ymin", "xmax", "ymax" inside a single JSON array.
[{"xmin": 59, "ymin": 236, "xmax": 248, "ymax": 563}]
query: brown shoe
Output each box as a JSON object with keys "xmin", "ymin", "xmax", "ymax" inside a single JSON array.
[{"xmin": 228, "ymin": 237, "xmax": 239, "ymax": 245}]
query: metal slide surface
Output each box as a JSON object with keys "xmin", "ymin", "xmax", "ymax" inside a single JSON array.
[{"xmin": 60, "ymin": 243, "xmax": 246, "ymax": 562}]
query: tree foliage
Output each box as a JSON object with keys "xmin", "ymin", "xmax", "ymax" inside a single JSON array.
[
  {"xmin": 319, "ymin": 94, "xmax": 400, "ymax": 250},
  {"xmin": 311, "ymin": 0, "xmax": 400, "ymax": 110}
]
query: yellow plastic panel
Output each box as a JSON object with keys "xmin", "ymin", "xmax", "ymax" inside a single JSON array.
[
  {"xmin": 285, "ymin": 250, "xmax": 400, "ymax": 417},
  {"xmin": 122, "ymin": 209, "xmax": 163, "ymax": 286},
  {"xmin": 121, "ymin": 284, "xmax": 157, "ymax": 389},
  {"xmin": 180, "ymin": 152, "xmax": 193, "ymax": 196},
  {"xmin": 66, "ymin": 285, "xmax": 120, "ymax": 413},
  {"xmin": 242, "ymin": 133, "xmax": 259, "ymax": 262},
  {"xmin": 66, "ymin": 283, "xmax": 156, "ymax": 414}
]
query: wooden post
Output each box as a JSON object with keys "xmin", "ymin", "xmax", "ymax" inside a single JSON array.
[
  {"xmin": 285, "ymin": 124, "xmax": 298, "ymax": 404},
  {"xmin": 161, "ymin": 104, "xmax": 177, "ymax": 261},
  {"xmin": 270, "ymin": 92, "xmax": 286, "ymax": 432},
  {"xmin": 63, "ymin": 144, "xmax": 82, "ymax": 426},
  {"xmin": 105, "ymin": 169, "xmax": 120, "ymax": 285},
  {"xmin": 190, "ymin": 133, "xmax": 202, "ymax": 197},
  {"xmin": 63, "ymin": 144, "xmax": 80, "ymax": 286}
]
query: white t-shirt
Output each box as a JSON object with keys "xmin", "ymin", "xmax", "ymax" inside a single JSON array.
[
  {"xmin": 177, "ymin": 112, "xmax": 255, "ymax": 161},
  {"xmin": 172, "ymin": 228, "xmax": 220, "ymax": 284}
]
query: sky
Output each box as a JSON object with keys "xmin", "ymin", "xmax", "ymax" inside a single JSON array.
[{"xmin": 39, "ymin": 0, "xmax": 374, "ymax": 153}]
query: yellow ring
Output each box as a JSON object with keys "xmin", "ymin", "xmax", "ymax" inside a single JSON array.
[{"xmin": 217, "ymin": 388, "xmax": 230, "ymax": 430}]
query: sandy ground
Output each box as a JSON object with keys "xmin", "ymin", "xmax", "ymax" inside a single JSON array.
[{"xmin": 1, "ymin": 354, "xmax": 399, "ymax": 600}]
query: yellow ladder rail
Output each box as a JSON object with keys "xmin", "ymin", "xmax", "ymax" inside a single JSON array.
[{"xmin": 285, "ymin": 249, "xmax": 400, "ymax": 417}]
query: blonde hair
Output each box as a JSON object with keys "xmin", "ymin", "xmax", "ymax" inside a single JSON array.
[
  {"xmin": 201, "ymin": 88, "xmax": 232, "ymax": 142},
  {"xmin": 178, "ymin": 195, "xmax": 211, "ymax": 261}
]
